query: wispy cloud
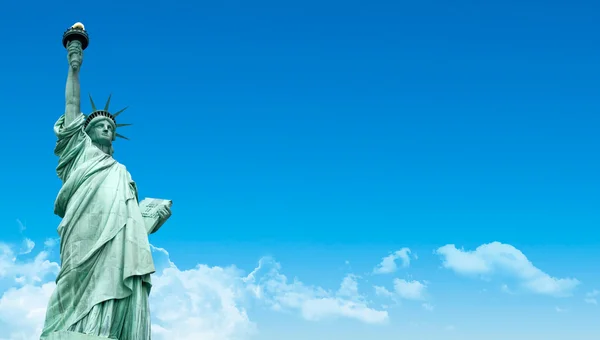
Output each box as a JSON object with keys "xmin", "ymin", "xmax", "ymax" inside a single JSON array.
[
  {"xmin": 435, "ymin": 242, "xmax": 579, "ymax": 297},
  {"xmin": 373, "ymin": 248, "xmax": 412, "ymax": 274},
  {"xmin": 16, "ymin": 219, "xmax": 26, "ymax": 233},
  {"xmin": 18, "ymin": 238, "xmax": 35, "ymax": 255}
]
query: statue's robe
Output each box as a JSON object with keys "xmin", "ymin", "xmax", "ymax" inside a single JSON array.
[{"xmin": 40, "ymin": 114, "xmax": 155, "ymax": 340}]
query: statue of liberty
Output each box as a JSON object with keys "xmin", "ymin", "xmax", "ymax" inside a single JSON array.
[{"xmin": 40, "ymin": 23, "xmax": 172, "ymax": 340}]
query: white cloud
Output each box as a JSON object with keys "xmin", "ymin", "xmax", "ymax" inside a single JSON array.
[
  {"xmin": 0, "ymin": 282, "xmax": 56, "ymax": 340},
  {"xmin": 393, "ymin": 279, "xmax": 427, "ymax": 301},
  {"xmin": 374, "ymin": 278, "xmax": 428, "ymax": 303},
  {"xmin": 0, "ymin": 242, "xmax": 60, "ymax": 286},
  {"xmin": 246, "ymin": 257, "xmax": 388, "ymax": 324},
  {"xmin": 0, "ymin": 240, "xmax": 387, "ymax": 340},
  {"xmin": 338, "ymin": 275, "xmax": 360, "ymax": 298},
  {"xmin": 422, "ymin": 303, "xmax": 434, "ymax": 311},
  {"xmin": 43, "ymin": 239, "xmax": 58, "ymax": 249},
  {"xmin": 584, "ymin": 290, "xmax": 598, "ymax": 305},
  {"xmin": 435, "ymin": 242, "xmax": 579, "ymax": 297},
  {"xmin": 373, "ymin": 248, "xmax": 412, "ymax": 274},
  {"xmin": 0, "ymin": 240, "xmax": 59, "ymax": 340},
  {"xmin": 374, "ymin": 286, "xmax": 395, "ymax": 298},
  {"xmin": 149, "ymin": 246, "xmax": 256, "ymax": 340}
]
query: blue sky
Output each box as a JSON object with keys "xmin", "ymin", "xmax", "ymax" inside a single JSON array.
[{"xmin": 0, "ymin": 0, "xmax": 599, "ymax": 339}]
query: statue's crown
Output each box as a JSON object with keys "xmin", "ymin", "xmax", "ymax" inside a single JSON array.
[{"xmin": 84, "ymin": 94, "xmax": 131, "ymax": 140}]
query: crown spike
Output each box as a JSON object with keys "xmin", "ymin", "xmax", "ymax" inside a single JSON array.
[
  {"xmin": 113, "ymin": 106, "xmax": 128, "ymax": 117},
  {"xmin": 104, "ymin": 94, "xmax": 112, "ymax": 111},
  {"xmin": 116, "ymin": 133, "xmax": 130, "ymax": 140},
  {"xmin": 116, "ymin": 123, "xmax": 132, "ymax": 127},
  {"xmin": 89, "ymin": 94, "xmax": 97, "ymax": 111}
]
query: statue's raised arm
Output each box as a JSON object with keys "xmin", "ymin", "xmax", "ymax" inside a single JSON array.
[{"xmin": 64, "ymin": 23, "xmax": 86, "ymax": 126}]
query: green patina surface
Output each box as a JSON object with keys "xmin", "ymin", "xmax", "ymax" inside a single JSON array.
[{"xmin": 40, "ymin": 24, "xmax": 172, "ymax": 340}]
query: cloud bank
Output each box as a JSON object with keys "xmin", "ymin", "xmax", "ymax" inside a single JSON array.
[
  {"xmin": 0, "ymin": 238, "xmax": 583, "ymax": 339},
  {"xmin": 0, "ymin": 240, "xmax": 388, "ymax": 340}
]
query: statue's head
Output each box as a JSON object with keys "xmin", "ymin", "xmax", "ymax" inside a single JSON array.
[
  {"xmin": 87, "ymin": 117, "xmax": 115, "ymax": 146},
  {"xmin": 83, "ymin": 95, "xmax": 131, "ymax": 154}
]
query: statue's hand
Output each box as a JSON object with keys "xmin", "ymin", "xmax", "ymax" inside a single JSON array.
[
  {"xmin": 157, "ymin": 205, "xmax": 172, "ymax": 222},
  {"xmin": 67, "ymin": 40, "xmax": 83, "ymax": 71}
]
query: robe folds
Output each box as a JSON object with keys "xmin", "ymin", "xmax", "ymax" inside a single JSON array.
[{"xmin": 40, "ymin": 114, "xmax": 155, "ymax": 340}]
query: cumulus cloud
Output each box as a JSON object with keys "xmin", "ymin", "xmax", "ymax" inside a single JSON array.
[
  {"xmin": 0, "ymin": 240, "xmax": 387, "ymax": 340},
  {"xmin": 435, "ymin": 242, "xmax": 579, "ymax": 297},
  {"xmin": 374, "ymin": 286, "xmax": 394, "ymax": 299},
  {"xmin": 0, "ymin": 240, "xmax": 59, "ymax": 340},
  {"xmin": 393, "ymin": 279, "xmax": 427, "ymax": 300},
  {"xmin": 584, "ymin": 290, "xmax": 598, "ymax": 305},
  {"xmin": 373, "ymin": 248, "xmax": 412, "ymax": 274},
  {"xmin": 0, "ymin": 282, "xmax": 56, "ymax": 340},
  {"xmin": 0, "ymin": 241, "xmax": 60, "ymax": 286},
  {"xmin": 149, "ymin": 246, "xmax": 256, "ymax": 340},
  {"xmin": 374, "ymin": 278, "xmax": 428, "ymax": 303}
]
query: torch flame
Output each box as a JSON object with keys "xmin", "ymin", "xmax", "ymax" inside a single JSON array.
[{"xmin": 71, "ymin": 22, "xmax": 85, "ymax": 30}]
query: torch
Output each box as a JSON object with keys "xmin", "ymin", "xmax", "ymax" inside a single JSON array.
[{"xmin": 62, "ymin": 22, "xmax": 89, "ymax": 50}]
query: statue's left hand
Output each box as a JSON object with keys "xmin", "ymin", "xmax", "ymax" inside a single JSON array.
[{"xmin": 157, "ymin": 205, "xmax": 172, "ymax": 221}]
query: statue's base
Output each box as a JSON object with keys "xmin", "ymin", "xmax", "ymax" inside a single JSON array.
[{"xmin": 46, "ymin": 331, "xmax": 114, "ymax": 340}]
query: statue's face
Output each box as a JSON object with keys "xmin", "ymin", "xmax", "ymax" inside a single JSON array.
[{"xmin": 89, "ymin": 118, "xmax": 114, "ymax": 146}]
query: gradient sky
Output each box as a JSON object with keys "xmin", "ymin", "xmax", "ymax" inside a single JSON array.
[{"xmin": 0, "ymin": 0, "xmax": 599, "ymax": 339}]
